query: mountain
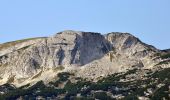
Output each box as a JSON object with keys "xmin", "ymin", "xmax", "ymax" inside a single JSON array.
[{"xmin": 0, "ymin": 30, "xmax": 170, "ymax": 99}]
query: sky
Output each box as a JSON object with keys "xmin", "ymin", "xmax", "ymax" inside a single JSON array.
[{"xmin": 0, "ymin": 0, "xmax": 170, "ymax": 50}]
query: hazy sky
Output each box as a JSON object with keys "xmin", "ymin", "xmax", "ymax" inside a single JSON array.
[{"xmin": 0, "ymin": 0, "xmax": 170, "ymax": 49}]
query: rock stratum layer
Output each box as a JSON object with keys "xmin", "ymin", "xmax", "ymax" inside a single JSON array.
[{"xmin": 0, "ymin": 30, "xmax": 169, "ymax": 86}]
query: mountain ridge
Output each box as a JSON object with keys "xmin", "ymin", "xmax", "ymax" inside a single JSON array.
[{"xmin": 0, "ymin": 30, "xmax": 169, "ymax": 87}]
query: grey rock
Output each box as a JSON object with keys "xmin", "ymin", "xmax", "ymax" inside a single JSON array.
[{"xmin": 0, "ymin": 30, "xmax": 164, "ymax": 86}]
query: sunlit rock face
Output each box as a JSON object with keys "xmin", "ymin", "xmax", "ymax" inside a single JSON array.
[{"xmin": 0, "ymin": 30, "xmax": 163, "ymax": 86}]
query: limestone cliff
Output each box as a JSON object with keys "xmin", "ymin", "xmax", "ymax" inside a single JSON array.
[{"xmin": 0, "ymin": 30, "xmax": 168, "ymax": 86}]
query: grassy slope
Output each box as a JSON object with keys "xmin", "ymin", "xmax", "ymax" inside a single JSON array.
[{"xmin": 0, "ymin": 37, "xmax": 47, "ymax": 51}]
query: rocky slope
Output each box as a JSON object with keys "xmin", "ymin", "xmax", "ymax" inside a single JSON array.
[{"xmin": 0, "ymin": 30, "xmax": 169, "ymax": 87}]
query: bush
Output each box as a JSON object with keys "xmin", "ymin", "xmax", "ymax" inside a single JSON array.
[{"xmin": 94, "ymin": 92, "xmax": 111, "ymax": 100}]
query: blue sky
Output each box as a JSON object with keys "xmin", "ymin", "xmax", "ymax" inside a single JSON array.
[{"xmin": 0, "ymin": 0, "xmax": 170, "ymax": 49}]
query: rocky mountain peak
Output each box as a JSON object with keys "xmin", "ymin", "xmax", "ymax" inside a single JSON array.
[
  {"xmin": 0, "ymin": 30, "xmax": 164, "ymax": 86},
  {"xmin": 0, "ymin": 30, "xmax": 170, "ymax": 100},
  {"xmin": 55, "ymin": 30, "xmax": 82, "ymax": 35}
]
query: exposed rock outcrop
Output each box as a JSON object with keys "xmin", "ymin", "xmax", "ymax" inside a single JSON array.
[{"xmin": 0, "ymin": 30, "xmax": 165, "ymax": 86}]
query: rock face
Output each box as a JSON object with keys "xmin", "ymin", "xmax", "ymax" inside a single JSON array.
[{"xmin": 0, "ymin": 30, "xmax": 166, "ymax": 86}]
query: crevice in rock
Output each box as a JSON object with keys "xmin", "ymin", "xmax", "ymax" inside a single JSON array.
[
  {"xmin": 57, "ymin": 47, "xmax": 65, "ymax": 65},
  {"xmin": 70, "ymin": 36, "xmax": 80, "ymax": 64}
]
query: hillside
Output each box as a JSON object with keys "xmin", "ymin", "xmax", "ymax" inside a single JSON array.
[{"xmin": 0, "ymin": 30, "xmax": 170, "ymax": 99}]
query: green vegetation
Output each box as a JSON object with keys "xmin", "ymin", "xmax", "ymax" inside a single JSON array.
[
  {"xmin": 1, "ymin": 69, "xmax": 170, "ymax": 99},
  {"xmin": 53, "ymin": 65, "xmax": 65, "ymax": 71},
  {"xmin": 0, "ymin": 81, "xmax": 65, "ymax": 100},
  {"xmin": 154, "ymin": 52, "xmax": 170, "ymax": 59},
  {"xmin": 160, "ymin": 53, "xmax": 170, "ymax": 59},
  {"xmin": 151, "ymin": 68, "xmax": 170, "ymax": 81},
  {"xmin": 94, "ymin": 92, "xmax": 112, "ymax": 100},
  {"xmin": 156, "ymin": 60, "xmax": 169, "ymax": 66},
  {"xmin": 151, "ymin": 84, "xmax": 169, "ymax": 100},
  {"xmin": 49, "ymin": 72, "xmax": 72, "ymax": 87},
  {"xmin": 123, "ymin": 94, "xmax": 138, "ymax": 100},
  {"xmin": 58, "ymin": 72, "xmax": 72, "ymax": 82},
  {"xmin": 17, "ymin": 45, "xmax": 31, "ymax": 51}
]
